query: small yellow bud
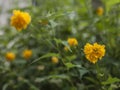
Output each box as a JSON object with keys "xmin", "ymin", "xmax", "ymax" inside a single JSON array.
[
  {"xmin": 22, "ymin": 49, "xmax": 32, "ymax": 60},
  {"xmin": 67, "ymin": 38, "xmax": 78, "ymax": 46},
  {"xmin": 64, "ymin": 46, "xmax": 69, "ymax": 51},
  {"xmin": 96, "ymin": 7, "xmax": 104, "ymax": 16},
  {"xmin": 5, "ymin": 52, "xmax": 16, "ymax": 61},
  {"xmin": 51, "ymin": 56, "xmax": 59, "ymax": 64}
]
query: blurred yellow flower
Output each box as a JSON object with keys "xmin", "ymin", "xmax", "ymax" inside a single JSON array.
[
  {"xmin": 5, "ymin": 52, "xmax": 16, "ymax": 61},
  {"xmin": 96, "ymin": 7, "xmax": 104, "ymax": 16},
  {"xmin": 84, "ymin": 43, "xmax": 105, "ymax": 64},
  {"xmin": 67, "ymin": 38, "xmax": 78, "ymax": 46},
  {"xmin": 10, "ymin": 10, "xmax": 31, "ymax": 31},
  {"xmin": 64, "ymin": 46, "xmax": 69, "ymax": 51},
  {"xmin": 51, "ymin": 56, "xmax": 59, "ymax": 64},
  {"xmin": 23, "ymin": 49, "xmax": 32, "ymax": 59}
]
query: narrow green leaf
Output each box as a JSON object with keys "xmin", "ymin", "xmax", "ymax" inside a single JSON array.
[
  {"xmin": 65, "ymin": 55, "xmax": 76, "ymax": 62},
  {"xmin": 79, "ymin": 69, "xmax": 88, "ymax": 79},
  {"xmin": 65, "ymin": 63, "xmax": 76, "ymax": 69},
  {"xmin": 35, "ymin": 74, "xmax": 70, "ymax": 83},
  {"xmin": 54, "ymin": 38, "xmax": 72, "ymax": 52},
  {"xmin": 85, "ymin": 77, "xmax": 100, "ymax": 85},
  {"xmin": 65, "ymin": 63, "xmax": 82, "ymax": 69},
  {"xmin": 31, "ymin": 53, "xmax": 59, "ymax": 64},
  {"xmin": 102, "ymin": 76, "xmax": 120, "ymax": 85}
]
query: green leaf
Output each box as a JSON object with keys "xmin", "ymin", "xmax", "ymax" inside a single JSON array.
[
  {"xmin": 65, "ymin": 63, "xmax": 82, "ymax": 69},
  {"xmin": 61, "ymin": 41, "xmax": 68, "ymax": 46},
  {"xmin": 108, "ymin": 87, "xmax": 113, "ymax": 90},
  {"xmin": 102, "ymin": 0, "xmax": 120, "ymax": 12},
  {"xmin": 79, "ymin": 69, "xmax": 88, "ymax": 79},
  {"xmin": 35, "ymin": 74, "xmax": 70, "ymax": 82},
  {"xmin": 50, "ymin": 74, "xmax": 70, "ymax": 80},
  {"xmin": 54, "ymin": 38, "xmax": 63, "ymax": 44},
  {"xmin": 31, "ymin": 53, "xmax": 59, "ymax": 64},
  {"xmin": 85, "ymin": 77, "xmax": 100, "ymax": 85},
  {"xmin": 49, "ymin": 20, "xmax": 58, "ymax": 28},
  {"xmin": 62, "ymin": 41, "xmax": 72, "ymax": 52},
  {"xmin": 54, "ymin": 38, "xmax": 72, "ymax": 52},
  {"xmin": 2, "ymin": 84, "xmax": 9, "ymax": 90},
  {"xmin": 102, "ymin": 76, "xmax": 120, "ymax": 85},
  {"xmin": 70, "ymin": 87, "xmax": 77, "ymax": 90},
  {"xmin": 77, "ymin": 0, "xmax": 87, "ymax": 13},
  {"xmin": 65, "ymin": 55, "xmax": 77, "ymax": 62},
  {"xmin": 65, "ymin": 63, "xmax": 76, "ymax": 69}
]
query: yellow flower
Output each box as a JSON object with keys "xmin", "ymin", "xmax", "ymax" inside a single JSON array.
[
  {"xmin": 5, "ymin": 52, "xmax": 16, "ymax": 61},
  {"xmin": 64, "ymin": 46, "xmax": 69, "ymax": 51},
  {"xmin": 10, "ymin": 10, "xmax": 31, "ymax": 31},
  {"xmin": 23, "ymin": 49, "xmax": 32, "ymax": 59},
  {"xmin": 84, "ymin": 43, "xmax": 105, "ymax": 64},
  {"xmin": 67, "ymin": 38, "xmax": 78, "ymax": 46},
  {"xmin": 96, "ymin": 7, "xmax": 104, "ymax": 16},
  {"xmin": 51, "ymin": 56, "xmax": 59, "ymax": 64}
]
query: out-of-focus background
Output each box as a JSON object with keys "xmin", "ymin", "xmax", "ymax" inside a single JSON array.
[
  {"xmin": 0, "ymin": 0, "xmax": 103, "ymax": 26},
  {"xmin": 0, "ymin": 0, "xmax": 31, "ymax": 26}
]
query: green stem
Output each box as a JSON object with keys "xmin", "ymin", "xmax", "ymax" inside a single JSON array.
[{"xmin": 96, "ymin": 63, "xmax": 101, "ymax": 80}]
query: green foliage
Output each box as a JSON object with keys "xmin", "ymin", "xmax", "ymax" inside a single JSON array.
[
  {"xmin": 102, "ymin": 76, "xmax": 120, "ymax": 85},
  {"xmin": 102, "ymin": 0, "xmax": 120, "ymax": 12},
  {"xmin": 0, "ymin": 0, "xmax": 120, "ymax": 90}
]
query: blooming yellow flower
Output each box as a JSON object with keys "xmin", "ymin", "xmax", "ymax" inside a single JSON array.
[
  {"xmin": 67, "ymin": 38, "xmax": 78, "ymax": 46},
  {"xmin": 51, "ymin": 56, "xmax": 59, "ymax": 64},
  {"xmin": 96, "ymin": 7, "xmax": 104, "ymax": 16},
  {"xmin": 84, "ymin": 43, "xmax": 105, "ymax": 64},
  {"xmin": 22, "ymin": 49, "xmax": 32, "ymax": 59},
  {"xmin": 10, "ymin": 10, "xmax": 31, "ymax": 31},
  {"xmin": 5, "ymin": 52, "xmax": 16, "ymax": 61}
]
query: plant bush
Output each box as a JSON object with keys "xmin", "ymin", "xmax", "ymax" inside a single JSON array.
[{"xmin": 0, "ymin": 0, "xmax": 120, "ymax": 90}]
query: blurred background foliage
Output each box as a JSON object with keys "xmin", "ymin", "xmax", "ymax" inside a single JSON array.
[{"xmin": 0, "ymin": 0, "xmax": 120, "ymax": 90}]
